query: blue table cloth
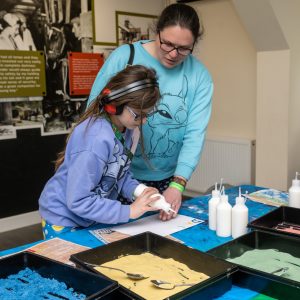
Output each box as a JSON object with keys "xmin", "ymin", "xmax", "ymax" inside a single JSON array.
[{"xmin": 0, "ymin": 185, "xmax": 278, "ymax": 299}]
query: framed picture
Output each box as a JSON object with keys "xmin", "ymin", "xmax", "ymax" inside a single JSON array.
[
  {"xmin": 116, "ymin": 11, "xmax": 157, "ymax": 46},
  {"xmin": 92, "ymin": 0, "xmax": 161, "ymax": 46}
]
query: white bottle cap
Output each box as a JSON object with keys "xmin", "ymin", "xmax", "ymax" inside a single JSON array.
[
  {"xmin": 212, "ymin": 189, "xmax": 221, "ymax": 198},
  {"xmin": 159, "ymin": 201, "xmax": 173, "ymax": 213},
  {"xmin": 220, "ymin": 194, "xmax": 229, "ymax": 202},
  {"xmin": 235, "ymin": 196, "xmax": 245, "ymax": 205},
  {"xmin": 292, "ymin": 179, "xmax": 300, "ymax": 187},
  {"xmin": 150, "ymin": 194, "xmax": 176, "ymax": 214}
]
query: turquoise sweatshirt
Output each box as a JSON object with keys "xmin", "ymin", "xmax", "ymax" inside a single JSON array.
[{"xmin": 88, "ymin": 41, "xmax": 213, "ymax": 181}]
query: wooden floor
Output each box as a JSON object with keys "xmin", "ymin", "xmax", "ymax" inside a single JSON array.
[{"xmin": 0, "ymin": 223, "xmax": 43, "ymax": 252}]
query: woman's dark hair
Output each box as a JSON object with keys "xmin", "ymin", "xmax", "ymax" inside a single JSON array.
[
  {"xmin": 156, "ymin": 3, "xmax": 203, "ymax": 43},
  {"xmin": 55, "ymin": 65, "xmax": 160, "ymax": 170}
]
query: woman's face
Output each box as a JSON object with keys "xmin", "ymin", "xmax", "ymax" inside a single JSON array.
[{"xmin": 155, "ymin": 26, "xmax": 194, "ymax": 68}]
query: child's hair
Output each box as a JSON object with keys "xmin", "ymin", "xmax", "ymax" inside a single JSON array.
[{"xmin": 55, "ymin": 65, "xmax": 160, "ymax": 170}]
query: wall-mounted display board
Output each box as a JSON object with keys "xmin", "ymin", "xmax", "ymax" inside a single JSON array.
[
  {"xmin": 0, "ymin": 50, "xmax": 46, "ymax": 98},
  {"xmin": 68, "ymin": 52, "xmax": 104, "ymax": 96},
  {"xmin": 0, "ymin": 0, "xmax": 93, "ymax": 137}
]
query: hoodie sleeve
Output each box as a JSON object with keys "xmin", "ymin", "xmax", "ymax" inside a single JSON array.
[
  {"xmin": 175, "ymin": 70, "xmax": 213, "ymax": 180},
  {"xmin": 66, "ymin": 150, "xmax": 130, "ymax": 224},
  {"xmin": 120, "ymin": 170, "xmax": 139, "ymax": 201}
]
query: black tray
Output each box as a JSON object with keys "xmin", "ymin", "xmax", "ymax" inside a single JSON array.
[
  {"xmin": 70, "ymin": 231, "xmax": 236, "ymax": 300},
  {"xmin": 248, "ymin": 206, "xmax": 300, "ymax": 238},
  {"xmin": 207, "ymin": 230, "xmax": 300, "ymax": 289},
  {"xmin": 221, "ymin": 268, "xmax": 300, "ymax": 300},
  {"xmin": 0, "ymin": 251, "xmax": 118, "ymax": 299},
  {"xmin": 187, "ymin": 268, "xmax": 300, "ymax": 300}
]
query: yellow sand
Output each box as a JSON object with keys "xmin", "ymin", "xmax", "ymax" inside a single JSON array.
[{"xmin": 94, "ymin": 252, "xmax": 209, "ymax": 300}]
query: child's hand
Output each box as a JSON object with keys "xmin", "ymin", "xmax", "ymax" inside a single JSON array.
[{"xmin": 129, "ymin": 187, "xmax": 160, "ymax": 219}]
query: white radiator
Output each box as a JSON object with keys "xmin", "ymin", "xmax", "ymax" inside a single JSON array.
[{"xmin": 186, "ymin": 137, "xmax": 256, "ymax": 194}]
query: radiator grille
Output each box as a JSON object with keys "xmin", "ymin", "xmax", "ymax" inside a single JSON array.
[{"xmin": 186, "ymin": 137, "xmax": 255, "ymax": 193}]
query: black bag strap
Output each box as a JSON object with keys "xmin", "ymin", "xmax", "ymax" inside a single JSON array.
[{"xmin": 127, "ymin": 43, "xmax": 135, "ymax": 66}]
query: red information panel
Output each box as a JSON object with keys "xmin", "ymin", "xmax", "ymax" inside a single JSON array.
[{"xmin": 68, "ymin": 52, "xmax": 104, "ymax": 96}]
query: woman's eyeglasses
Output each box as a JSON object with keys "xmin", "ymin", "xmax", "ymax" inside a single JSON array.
[
  {"xmin": 158, "ymin": 32, "xmax": 194, "ymax": 56},
  {"xmin": 126, "ymin": 106, "xmax": 155, "ymax": 121}
]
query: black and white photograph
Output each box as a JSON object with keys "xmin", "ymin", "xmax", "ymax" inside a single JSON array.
[
  {"xmin": 11, "ymin": 100, "xmax": 44, "ymax": 128},
  {"xmin": 0, "ymin": 0, "xmax": 92, "ymax": 136},
  {"xmin": 116, "ymin": 11, "xmax": 157, "ymax": 46},
  {"xmin": 0, "ymin": 125, "xmax": 16, "ymax": 140}
]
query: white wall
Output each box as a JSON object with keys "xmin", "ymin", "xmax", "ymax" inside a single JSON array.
[
  {"xmin": 191, "ymin": 0, "xmax": 257, "ymax": 140},
  {"xmin": 231, "ymin": 0, "xmax": 300, "ymax": 190},
  {"xmin": 269, "ymin": 0, "xmax": 300, "ymax": 187},
  {"xmin": 190, "ymin": 0, "xmax": 299, "ymax": 191},
  {"xmin": 256, "ymin": 50, "xmax": 290, "ymax": 190}
]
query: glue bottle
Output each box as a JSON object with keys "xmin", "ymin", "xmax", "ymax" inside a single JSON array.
[
  {"xmin": 133, "ymin": 184, "xmax": 175, "ymax": 214},
  {"xmin": 232, "ymin": 187, "xmax": 248, "ymax": 238},
  {"xmin": 289, "ymin": 172, "xmax": 300, "ymax": 208},
  {"xmin": 208, "ymin": 183, "xmax": 221, "ymax": 230},
  {"xmin": 216, "ymin": 188, "xmax": 232, "ymax": 237}
]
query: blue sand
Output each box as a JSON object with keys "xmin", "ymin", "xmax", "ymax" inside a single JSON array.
[{"xmin": 0, "ymin": 267, "xmax": 86, "ymax": 300}]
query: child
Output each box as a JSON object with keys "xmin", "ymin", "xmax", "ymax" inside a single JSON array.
[{"xmin": 39, "ymin": 65, "xmax": 161, "ymax": 239}]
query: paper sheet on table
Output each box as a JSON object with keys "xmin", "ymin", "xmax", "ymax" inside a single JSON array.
[
  {"xmin": 112, "ymin": 214, "xmax": 203, "ymax": 236},
  {"xmin": 245, "ymin": 189, "xmax": 288, "ymax": 206}
]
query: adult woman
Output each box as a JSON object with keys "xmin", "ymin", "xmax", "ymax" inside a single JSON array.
[{"xmin": 87, "ymin": 3, "xmax": 213, "ymax": 220}]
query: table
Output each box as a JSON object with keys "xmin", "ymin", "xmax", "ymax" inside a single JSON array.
[{"xmin": 0, "ymin": 185, "xmax": 277, "ymax": 299}]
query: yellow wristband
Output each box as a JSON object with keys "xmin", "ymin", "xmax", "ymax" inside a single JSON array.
[{"xmin": 169, "ymin": 181, "xmax": 185, "ymax": 193}]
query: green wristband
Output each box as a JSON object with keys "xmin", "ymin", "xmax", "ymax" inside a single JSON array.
[{"xmin": 169, "ymin": 181, "xmax": 185, "ymax": 193}]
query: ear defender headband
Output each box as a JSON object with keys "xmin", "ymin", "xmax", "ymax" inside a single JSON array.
[{"xmin": 101, "ymin": 78, "xmax": 158, "ymax": 115}]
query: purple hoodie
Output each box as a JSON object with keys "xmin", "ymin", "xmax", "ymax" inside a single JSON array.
[{"xmin": 39, "ymin": 117, "xmax": 139, "ymax": 227}]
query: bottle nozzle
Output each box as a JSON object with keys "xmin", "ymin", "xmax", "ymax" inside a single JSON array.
[
  {"xmin": 221, "ymin": 186, "xmax": 225, "ymax": 195},
  {"xmin": 296, "ymin": 172, "xmax": 299, "ymax": 180},
  {"xmin": 168, "ymin": 208, "xmax": 176, "ymax": 214},
  {"xmin": 219, "ymin": 178, "xmax": 224, "ymax": 192}
]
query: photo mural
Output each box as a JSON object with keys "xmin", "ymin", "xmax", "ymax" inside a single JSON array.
[{"xmin": 0, "ymin": 0, "xmax": 95, "ymax": 138}]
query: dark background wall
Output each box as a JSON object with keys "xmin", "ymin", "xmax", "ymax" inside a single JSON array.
[{"xmin": 0, "ymin": 129, "xmax": 66, "ymax": 218}]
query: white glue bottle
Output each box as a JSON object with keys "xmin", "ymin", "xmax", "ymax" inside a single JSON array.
[
  {"xmin": 232, "ymin": 187, "xmax": 248, "ymax": 238},
  {"xmin": 288, "ymin": 172, "xmax": 300, "ymax": 208},
  {"xmin": 133, "ymin": 184, "xmax": 175, "ymax": 214},
  {"xmin": 216, "ymin": 188, "xmax": 232, "ymax": 237},
  {"xmin": 208, "ymin": 183, "xmax": 221, "ymax": 230}
]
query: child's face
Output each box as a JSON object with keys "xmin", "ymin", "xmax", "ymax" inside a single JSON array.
[{"xmin": 115, "ymin": 106, "xmax": 154, "ymax": 130}]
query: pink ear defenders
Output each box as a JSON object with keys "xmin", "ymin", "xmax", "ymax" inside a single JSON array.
[{"xmin": 101, "ymin": 78, "xmax": 158, "ymax": 115}]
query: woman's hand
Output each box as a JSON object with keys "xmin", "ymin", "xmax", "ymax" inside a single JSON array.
[
  {"xmin": 129, "ymin": 187, "xmax": 160, "ymax": 219},
  {"xmin": 160, "ymin": 186, "xmax": 182, "ymax": 221}
]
